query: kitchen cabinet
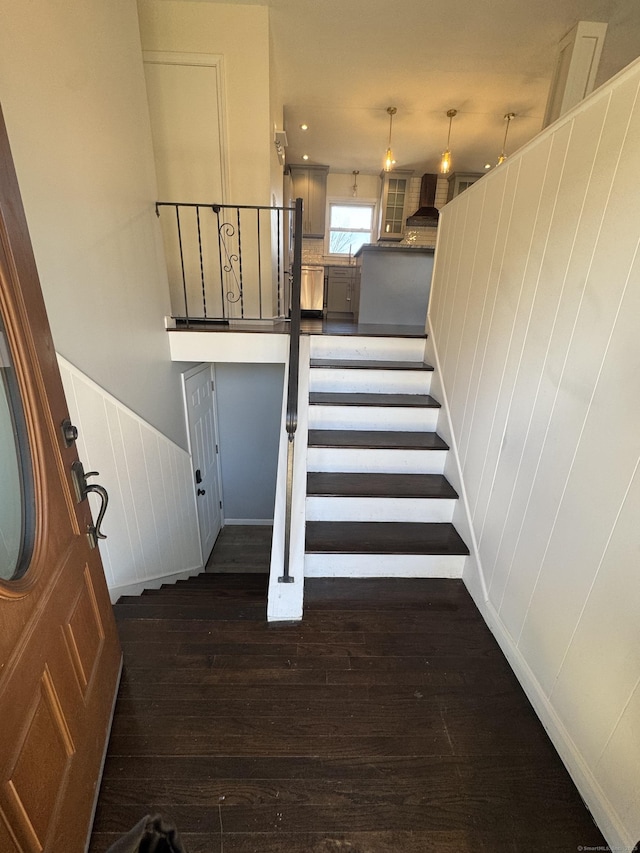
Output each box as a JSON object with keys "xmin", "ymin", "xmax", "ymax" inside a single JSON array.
[
  {"xmin": 378, "ymin": 169, "xmax": 413, "ymax": 241},
  {"xmin": 287, "ymin": 164, "xmax": 329, "ymax": 237},
  {"xmin": 446, "ymin": 171, "xmax": 483, "ymax": 202},
  {"xmin": 326, "ymin": 265, "xmax": 355, "ymax": 316}
]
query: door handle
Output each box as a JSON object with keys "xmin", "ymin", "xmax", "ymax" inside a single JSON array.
[
  {"xmin": 195, "ymin": 469, "xmax": 202, "ymax": 484},
  {"xmin": 71, "ymin": 461, "xmax": 109, "ymax": 547},
  {"xmin": 84, "ymin": 482, "xmax": 109, "ymax": 542}
]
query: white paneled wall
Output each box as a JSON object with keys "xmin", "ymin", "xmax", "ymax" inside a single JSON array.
[
  {"xmin": 429, "ymin": 59, "xmax": 640, "ymax": 850},
  {"xmin": 58, "ymin": 356, "xmax": 202, "ymax": 601}
]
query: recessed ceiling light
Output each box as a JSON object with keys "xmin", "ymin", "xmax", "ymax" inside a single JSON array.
[
  {"xmin": 484, "ymin": 163, "xmax": 491, "ymax": 169},
  {"xmin": 300, "ymin": 123, "xmax": 309, "ymax": 131},
  {"xmin": 302, "ymin": 154, "xmax": 309, "ymax": 160}
]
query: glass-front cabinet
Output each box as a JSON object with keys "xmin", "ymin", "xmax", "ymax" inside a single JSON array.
[
  {"xmin": 378, "ymin": 169, "xmax": 413, "ymax": 241},
  {"xmin": 446, "ymin": 171, "xmax": 483, "ymax": 202}
]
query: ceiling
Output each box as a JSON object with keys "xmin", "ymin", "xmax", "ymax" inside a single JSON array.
[{"xmin": 195, "ymin": 0, "xmax": 640, "ymax": 176}]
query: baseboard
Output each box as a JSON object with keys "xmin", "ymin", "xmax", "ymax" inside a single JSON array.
[
  {"xmin": 109, "ymin": 565, "xmax": 204, "ymax": 602},
  {"xmin": 224, "ymin": 519, "xmax": 274, "ymax": 526},
  {"xmin": 470, "ymin": 591, "xmax": 631, "ymax": 852}
]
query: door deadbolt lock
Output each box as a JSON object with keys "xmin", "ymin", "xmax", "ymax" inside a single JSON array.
[
  {"xmin": 197, "ymin": 488, "xmax": 206, "ymax": 496},
  {"xmin": 61, "ymin": 417, "xmax": 79, "ymax": 447}
]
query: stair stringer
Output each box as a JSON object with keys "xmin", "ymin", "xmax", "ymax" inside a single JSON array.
[
  {"xmin": 266, "ymin": 336, "xmax": 310, "ymax": 622},
  {"xmin": 423, "ymin": 319, "xmax": 485, "ymax": 602}
]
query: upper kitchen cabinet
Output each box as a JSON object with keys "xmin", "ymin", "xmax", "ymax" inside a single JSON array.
[
  {"xmin": 446, "ymin": 171, "xmax": 483, "ymax": 202},
  {"xmin": 287, "ymin": 165, "xmax": 329, "ymax": 237},
  {"xmin": 378, "ymin": 170, "xmax": 413, "ymax": 241}
]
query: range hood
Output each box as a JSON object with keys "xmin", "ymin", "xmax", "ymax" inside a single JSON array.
[{"xmin": 406, "ymin": 173, "xmax": 439, "ymax": 227}]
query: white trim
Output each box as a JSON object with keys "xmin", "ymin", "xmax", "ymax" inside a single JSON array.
[
  {"xmin": 168, "ymin": 330, "xmax": 289, "ymax": 364},
  {"xmin": 57, "ymin": 354, "xmax": 203, "ymax": 596},
  {"xmin": 142, "ymin": 50, "xmax": 230, "ymax": 204},
  {"xmin": 325, "ymin": 196, "xmax": 378, "ymax": 257},
  {"xmin": 473, "ymin": 594, "xmax": 633, "ymax": 852},
  {"xmin": 425, "ymin": 316, "xmax": 488, "ymax": 600},
  {"xmin": 108, "ymin": 567, "xmax": 205, "ymax": 604},
  {"xmin": 304, "ymin": 553, "xmax": 466, "ymax": 578}
]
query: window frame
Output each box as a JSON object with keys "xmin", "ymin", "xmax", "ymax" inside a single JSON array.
[{"xmin": 325, "ymin": 198, "xmax": 377, "ymax": 258}]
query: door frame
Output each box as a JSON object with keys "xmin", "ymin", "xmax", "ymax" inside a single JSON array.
[
  {"xmin": 142, "ymin": 50, "xmax": 230, "ymax": 205},
  {"xmin": 181, "ymin": 362, "xmax": 224, "ymax": 563}
]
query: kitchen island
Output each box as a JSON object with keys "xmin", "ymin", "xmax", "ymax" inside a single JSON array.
[{"xmin": 354, "ymin": 243, "xmax": 435, "ymax": 326}]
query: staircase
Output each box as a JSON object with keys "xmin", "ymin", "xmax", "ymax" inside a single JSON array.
[{"xmin": 304, "ymin": 333, "xmax": 469, "ymax": 577}]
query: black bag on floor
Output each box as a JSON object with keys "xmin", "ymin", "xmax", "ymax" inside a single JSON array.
[{"xmin": 105, "ymin": 813, "xmax": 187, "ymax": 853}]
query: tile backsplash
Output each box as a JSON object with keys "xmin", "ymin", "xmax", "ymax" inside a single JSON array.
[
  {"xmin": 399, "ymin": 175, "xmax": 449, "ymax": 249},
  {"xmin": 301, "ymin": 174, "xmax": 449, "ymax": 263}
]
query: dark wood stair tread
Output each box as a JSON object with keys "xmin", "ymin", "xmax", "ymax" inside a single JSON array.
[
  {"xmin": 309, "ymin": 392, "xmax": 441, "ymax": 408},
  {"xmin": 310, "ymin": 359, "xmax": 434, "ymax": 371},
  {"xmin": 307, "ymin": 430, "xmax": 449, "ymax": 450},
  {"xmin": 305, "ymin": 522, "xmax": 469, "ymax": 555},
  {"xmin": 307, "ymin": 472, "xmax": 458, "ymax": 499}
]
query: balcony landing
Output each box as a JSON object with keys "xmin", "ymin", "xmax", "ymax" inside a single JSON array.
[{"xmin": 170, "ymin": 318, "xmax": 427, "ymax": 338}]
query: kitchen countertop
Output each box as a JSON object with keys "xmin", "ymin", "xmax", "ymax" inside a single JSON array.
[{"xmin": 354, "ymin": 243, "xmax": 435, "ymax": 257}]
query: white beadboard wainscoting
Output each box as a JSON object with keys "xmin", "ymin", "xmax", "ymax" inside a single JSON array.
[
  {"xmin": 429, "ymin": 58, "xmax": 640, "ymax": 851},
  {"xmin": 58, "ymin": 356, "xmax": 202, "ymax": 602}
]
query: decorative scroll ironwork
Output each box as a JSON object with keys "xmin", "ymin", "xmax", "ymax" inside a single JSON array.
[
  {"xmin": 156, "ymin": 200, "xmax": 294, "ymax": 324},
  {"xmin": 215, "ymin": 214, "xmax": 241, "ymax": 304}
]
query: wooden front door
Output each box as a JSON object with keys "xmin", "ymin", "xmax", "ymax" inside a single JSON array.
[{"xmin": 0, "ymin": 107, "xmax": 121, "ymax": 851}]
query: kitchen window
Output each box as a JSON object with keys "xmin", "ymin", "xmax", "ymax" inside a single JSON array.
[{"xmin": 328, "ymin": 203, "xmax": 374, "ymax": 257}]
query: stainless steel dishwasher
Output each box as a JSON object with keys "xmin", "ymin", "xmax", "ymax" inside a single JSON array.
[{"xmin": 300, "ymin": 265, "xmax": 325, "ymax": 316}]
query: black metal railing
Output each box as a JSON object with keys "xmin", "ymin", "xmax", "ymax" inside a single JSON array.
[
  {"xmin": 279, "ymin": 197, "xmax": 303, "ymax": 584},
  {"xmin": 155, "ymin": 201, "xmax": 296, "ymax": 323}
]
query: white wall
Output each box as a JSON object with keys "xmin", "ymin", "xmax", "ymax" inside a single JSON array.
[
  {"xmin": 429, "ymin": 58, "xmax": 640, "ymax": 849},
  {"xmin": 0, "ymin": 0, "xmax": 188, "ymax": 448},
  {"xmin": 137, "ymin": 0, "xmax": 272, "ymax": 206},
  {"xmin": 59, "ymin": 357, "xmax": 202, "ymax": 601}
]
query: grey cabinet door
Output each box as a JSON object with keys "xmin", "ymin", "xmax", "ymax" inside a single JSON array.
[
  {"xmin": 326, "ymin": 267, "xmax": 354, "ymax": 314},
  {"xmin": 289, "ymin": 165, "xmax": 328, "ymax": 237}
]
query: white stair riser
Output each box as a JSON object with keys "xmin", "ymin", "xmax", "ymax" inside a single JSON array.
[
  {"xmin": 306, "ymin": 496, "xmax": 456, "ymax": 523},
  {"xmin": 310, "ymin": 336, "xmax": 426, "ymax": 362},
  {"xmin": 306, "ymin": 447, "xmax": 447, "ymax": 474},
  {"xmin": 308, "ymin": 405, "xmax": 439, "ymax": 432},
  {"xmin": 309, "ymin": 368, "xmax": 432, "ymax": 395},
  {"xmin": 304, "ymin": 553, "xmax": 465, "ymax": 578}
]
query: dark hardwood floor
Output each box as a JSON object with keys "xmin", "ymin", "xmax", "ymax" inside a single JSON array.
[{"xmin": 90, "ymin": 546, "xmax": 606, "ymax": 852}]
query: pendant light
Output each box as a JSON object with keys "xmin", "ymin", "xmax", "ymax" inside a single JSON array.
[
  {"xmin": 352, "ymin": 170, "xmax": 359, "ymax": 197},
  {"xmin": 497, "ymin": 112, "xmax": 516, "ymax": 165},
  {"xmin": 383, "ymin": 107, "xmax": 397, "ymax": 171},
  {"xmin": 440, "ymin": 109, "xmax": 457, "ymax": 174}
]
